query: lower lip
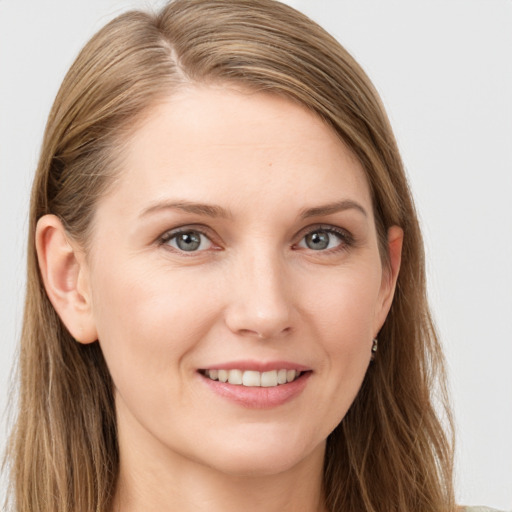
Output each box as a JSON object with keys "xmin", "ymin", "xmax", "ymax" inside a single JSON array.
[{"xmin": 199, "ymin": 372, "xmax": 312, "ymax": 409}]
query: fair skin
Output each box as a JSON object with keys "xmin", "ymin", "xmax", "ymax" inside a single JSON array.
[{"xmin": 36, "ymin": 86, "xmax": 402, "ymax": 512}]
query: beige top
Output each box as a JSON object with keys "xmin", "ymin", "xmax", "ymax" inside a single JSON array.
[{"xmin": 465, "ymin": 507, "xmax": 509, "ymax": 512}]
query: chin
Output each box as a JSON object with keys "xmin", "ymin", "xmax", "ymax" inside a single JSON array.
[
  {"xmin": 207, "ymin": 453, "xmax": 308, "ymax": 478},
  {"xmin": 195, "ymin": 431, "xmax": 325, "ymax": 478}
]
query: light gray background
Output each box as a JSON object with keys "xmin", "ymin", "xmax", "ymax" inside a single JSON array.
[{"xmin": 1, "ymin": 0, "xmax": 511, "ymax": 508}]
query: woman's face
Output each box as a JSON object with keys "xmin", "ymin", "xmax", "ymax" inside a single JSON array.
[{"xmin": 81, "ymin": 85, "xmax": 400, "ymax": 476}]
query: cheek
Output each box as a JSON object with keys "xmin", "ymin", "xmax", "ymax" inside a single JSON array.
[
  {"xmin": 88, "ymin": 261, "xmax": 219, "ymax": 403},
  {"xmin": 301, "ymin": 262, "xmax": 381, "ymax": 423},
  {"xmin": 305, "ymin": 261, "xmax": 382, "ymax": 346}
]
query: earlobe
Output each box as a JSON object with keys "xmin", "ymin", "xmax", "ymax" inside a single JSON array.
[
  {"xmin": 35, "ymin": 214, "xmax": 98, "ymax": 344},
  {"xmin": 374, "ymin": 225, "xmax": 403, "ymax": 335}
]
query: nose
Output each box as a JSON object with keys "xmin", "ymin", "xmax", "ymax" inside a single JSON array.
[{"xmin": 224, "ymin": 250, "xmax": 293, "ymax": 340}]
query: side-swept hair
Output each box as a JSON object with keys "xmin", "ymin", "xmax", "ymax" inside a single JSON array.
[{"xmin": 5, "ymin": 1, "xmax": 455, "ymax": 511}]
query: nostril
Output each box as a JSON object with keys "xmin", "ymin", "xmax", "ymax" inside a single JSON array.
[{"xmin": 251, "ymin": 326, "xmax": 292, "ymax": 340}]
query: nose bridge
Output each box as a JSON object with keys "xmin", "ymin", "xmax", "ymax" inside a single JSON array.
[{"xmin": 225, "ymin": 242, "xmax": 293, "ymax": 339}]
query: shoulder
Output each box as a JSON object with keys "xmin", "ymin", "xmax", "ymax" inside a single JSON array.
[{"xmin": 463, "ymin": 507, "xmax": 509, "ymax": 512}]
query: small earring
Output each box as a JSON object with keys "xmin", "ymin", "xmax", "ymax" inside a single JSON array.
[{"xmin": 370, "ymin": 338, "xmax": 378, "ymax": 361}]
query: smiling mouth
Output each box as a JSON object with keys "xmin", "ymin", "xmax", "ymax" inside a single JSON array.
[{"xmin": 199, "ymin": 369, "xmax": 306, "ymax": 387}]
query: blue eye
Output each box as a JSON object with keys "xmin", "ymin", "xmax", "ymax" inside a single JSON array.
[
  {"xmin": 298, "ymin": 228, "xmax": 346, "ymax": 251},
  {"xmin": 163, "ymin": 230, "xmax": 213, "ymax": 252}
]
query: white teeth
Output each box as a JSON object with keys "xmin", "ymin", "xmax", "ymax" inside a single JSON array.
[
  {"xmin": 242, "ymin": 370, "xmax": 261, "ymax": 387},
  {"xmin": 261, "ymin": 370, "xmax": 278, "ymax": 387},
  {"xmin": 286, "ymin": 369, "xmax": 296, "ymax": 383},
  {"xmin": 228, "ymin": 369, "xmax": 243, "ymax": 385},
  {"xmin": 203, "ymin": 368, "xmax": 303, "ymax": 387}
]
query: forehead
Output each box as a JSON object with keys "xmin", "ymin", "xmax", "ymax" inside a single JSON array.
[{"xmin": 97, "ymin": 85, "xmax": 372, "ymax": 221}]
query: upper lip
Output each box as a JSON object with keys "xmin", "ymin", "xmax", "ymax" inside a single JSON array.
[{"xmin": 198, "ymin": 360, "xmax": 312, "ymax": 372}]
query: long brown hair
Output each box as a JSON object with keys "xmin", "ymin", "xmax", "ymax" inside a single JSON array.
[{"xmin": 5, "ymin": 1, "xmax": 455, "ymax": 511}]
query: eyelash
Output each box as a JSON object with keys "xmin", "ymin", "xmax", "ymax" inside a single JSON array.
[
  {"xmin": 157, "ymin": 224, "xmax": 354, "ymax": 255},
  {"xmin": 158, "ymin": 226, "xmax": 217, "ymax": 254},
  {"xmin": 294, "ymin": 225, "xmax": 354, "ymax": 254}
]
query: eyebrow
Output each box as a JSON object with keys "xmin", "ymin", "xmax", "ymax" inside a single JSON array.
[
  {"xmin": 139, "ymin": 199, "xmax": 367, "ymax": 220},
  {"xmin": 139, "ymin": 200, "xmax": 232, "ymax": 219},
  {"xmin": 299, "ymin": 200, "xmax": 368, "ymax": 219}
]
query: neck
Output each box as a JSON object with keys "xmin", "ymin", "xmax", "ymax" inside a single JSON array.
[
  {"xmin": 114, "ymin": 456, "xmax": 327, "ymax": 512},
  {"xmin": 112, "ymin": 408, "xmax": 327, "ymax": 512}
]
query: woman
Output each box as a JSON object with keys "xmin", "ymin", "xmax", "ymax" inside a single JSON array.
[{"xmin": 3, "ymin": 1, "xmax": 503, "ymax": 511}]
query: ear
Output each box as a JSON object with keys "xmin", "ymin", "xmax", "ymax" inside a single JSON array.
[
  {"xmin": 373, "ymin": 225, "xmax": 403, "ymax": 335},
  {"xmin": 35, "ymin": 214, "xmax": 98, "ymax": 344}
]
